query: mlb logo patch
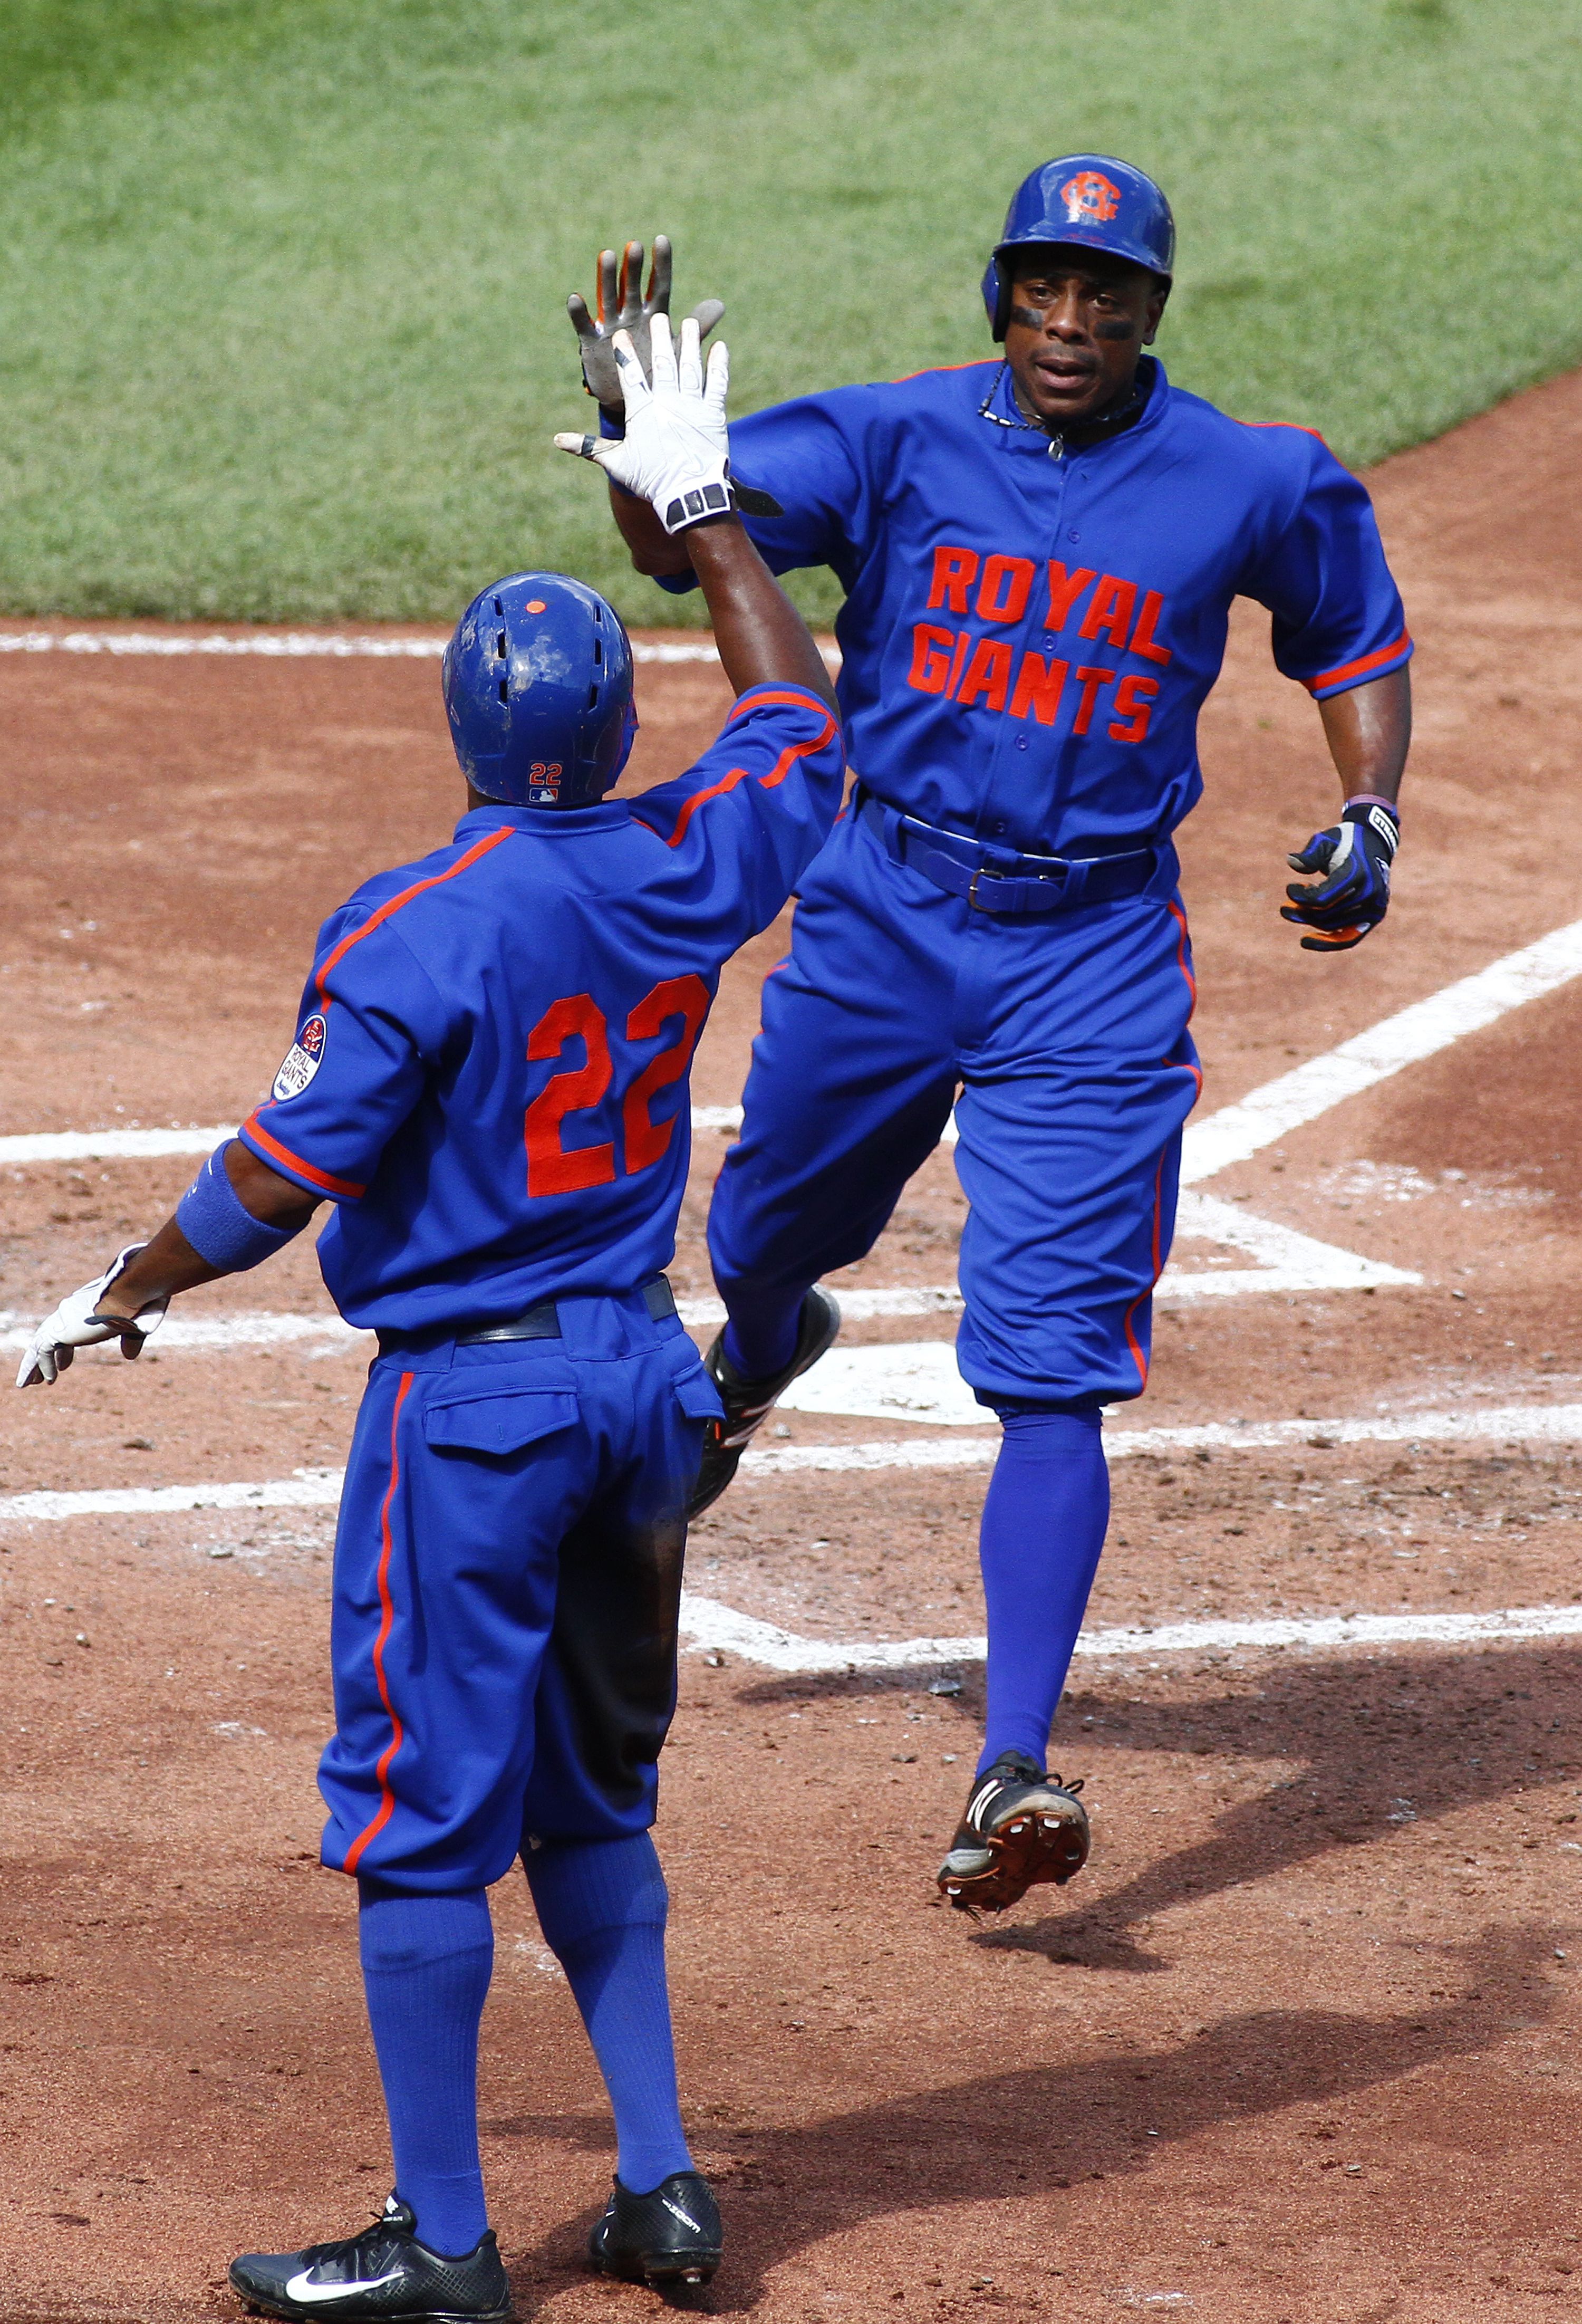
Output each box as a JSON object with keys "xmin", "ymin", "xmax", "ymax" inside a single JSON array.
[
  {"xmin": 1059, "ymin": 170, "xmax": 1122, "ymax": 226},
  {"xmin": 272, "ymin": 1011, "xmax": 327, "ymax": 1102}
]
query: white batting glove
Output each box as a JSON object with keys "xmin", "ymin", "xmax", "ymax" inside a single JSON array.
[
  {"xmin": 554, "ymin": 314, "xmax": 734, "ymax": 535},
  {"xmin": 16, "ymin": 1244, "xmax": 169, "ymax": 1388}
]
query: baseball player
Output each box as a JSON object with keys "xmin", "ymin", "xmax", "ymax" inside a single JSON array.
[
  {"xmin": 576, "ymin": 162, "xmax": 1411, "ymax": 1915},
  {"xmin": 18, "ymin": 319, "xmax": 843, "ymax": 2315}
]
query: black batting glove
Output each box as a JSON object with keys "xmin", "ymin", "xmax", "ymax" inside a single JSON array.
[
  {"xmin": 566, "ymin": 238, "xmax": 724, "ymax": 418},
  {"xmin": 1281, "ymin": 796, "xmax": 1399, "ymax": 954}
]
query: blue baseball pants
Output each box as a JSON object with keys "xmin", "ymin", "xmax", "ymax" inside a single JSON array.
[
  {"xmin": 318, "ymin": 1289, "xmax": 722, "ymax": 1893},
  {"xmin": 708, "ymin": 806, "xmax": 1201, "ymax": 1406}
]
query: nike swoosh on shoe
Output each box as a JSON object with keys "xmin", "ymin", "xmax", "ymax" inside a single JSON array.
[{"xmin": 283, "ymin": 2267, "xmax": 403, "ymax": 2304}]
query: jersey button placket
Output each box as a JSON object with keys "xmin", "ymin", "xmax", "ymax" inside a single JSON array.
[{"xmin": 977, "ymin": 447, "xmax": 1068, "ymax": 847}]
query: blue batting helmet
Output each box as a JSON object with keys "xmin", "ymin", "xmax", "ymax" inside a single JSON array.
[
  {"xmin": 442, "ymin": 571, "xmax": 638, "ymax": 808},
  {"xmin": 981, "ymin": 156, "xmax": 1175, "ymax": 341}
]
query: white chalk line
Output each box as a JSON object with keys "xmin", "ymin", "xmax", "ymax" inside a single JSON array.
[
  {"xmin": 0, "ymin": 1467, "xmax": 349, "ymax": 1523},
  {"xmin": 0, "ymin": 631, "xmax": 841, "ymax": 670},
  {"xmin": 0, "ymin": 1284, "xmax": 962, "ymax": 1355},
  {"xmin": 0, "ymin": 1312, "xmax": 362, "ymax": 1356},
  {"xmin": 0, "ymin": 630, "xmax": 694, "ymax": 665},
  {"xmin": 0, "ymin": 1224, "xmax": 1402, "ymax": 1365},
  {"xmin": 1180, "ymin": 911, "xmax": 1582, "ymax": 1184},
  {"xmin": 0, "ymin": 1147, "xmax": 1409, "ymax": 1368},
  {"xmin": 676, "ymin": 1595, "xmax": 1582, "ymax": 1674},
  {"xmin": 0, "ymin": 1436, "xmax": 1577, "ymax": 1669},
  {"xmin": 4, "ymin": 862, "xmax": 1576, "ymax": 1379},
  {"xmin": 743, "ymin": 1401, "xmax": 1582, "ymax": 1474},
  {"xmin": 933, "ymin": 909, "xmax": 1582, "ymax": 1184},
  {"xmin": 10, "ymin": 887, "xmax": 1576, "ymax": 1215},
  {"xmin": 7, "ymin": 1400, "xmax": 1581, "ymax": 1673},
  {"xmin": 5, "ymin": 1398, "xmax": 1580, "ymax": 1526},
  {"xmin": 0, "ymin": 1108, "xmax": 744, "ymax": 1165}
]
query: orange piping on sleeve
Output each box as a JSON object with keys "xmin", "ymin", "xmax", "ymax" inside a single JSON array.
[
  {"xmin": 1300, "ymin": 630, "xmax": 1412, "ymax": 697},
  {"xmin": 634, "ymin": 694, "xmax": 840, "ymax": 850},
  {"xmin": 242, "ymin": 1114, "xmax": 366, "ymax": 1199}
]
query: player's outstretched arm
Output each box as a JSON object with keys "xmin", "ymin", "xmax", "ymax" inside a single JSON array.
[
  {"xmin": 16, "ymin": 1144, "xmax": 319, "ymax": 1387},
  {"xmin": 555, "ymin": 316, "xmax": 834, "ymax": 708},
  {"xmin": 1282, "ymin": 665, "xmax": 1410, "ymax": 955},
  {"xmin": 681, "ymin": 518, "xmax": 833, "ymax": 708}
]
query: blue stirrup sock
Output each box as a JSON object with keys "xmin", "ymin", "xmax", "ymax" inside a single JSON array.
[
  {"xmin": 976, "ymin": 1405, "xmax": 1110, "ymax": 1775},
  {"xmin": 721, "ymin": 1282, "xmax": 807, "ymax": 1382},
  {"xmin": 357, "ymin": 1883, "xmax": 494, "ymax": 2258},
  {"xmin": 523, "ymin": 1832, "xmax": 693, "ymax": 2196}
]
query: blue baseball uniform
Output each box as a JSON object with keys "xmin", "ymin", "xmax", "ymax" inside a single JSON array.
[
  {"xmin": 236, "ymin": 680, "xmax": 843, "ymax": 1889},
  {"xmin": 679, "ymin": 356, "xmax": 1409, "ymax": 1404}
]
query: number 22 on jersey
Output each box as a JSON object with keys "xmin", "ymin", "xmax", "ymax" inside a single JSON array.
[{"xmin": 524, "ymin": 976, "xmax": 710, "ymax": 1198}]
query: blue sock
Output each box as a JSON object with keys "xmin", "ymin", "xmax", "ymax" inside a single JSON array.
[
  {"xmin": 357, "ymin": 1883, "xmax": 494, "ymax": 2258},
  {"xmin": 721, "ymin": 1283, "xmax": 806, "ymax": 1382},
  {"xmin": 523, "ymin": 1833, "xmax": 693, "ymax": 2196},
  {"xmin": 977, "ymin": 1406, "xmax": 1110, "ymax": 1775}
]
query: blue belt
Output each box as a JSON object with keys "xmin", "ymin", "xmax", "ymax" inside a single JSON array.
[{"xmin": 858, "ymin": 791, "xmax": 1157, "ymax": 915}]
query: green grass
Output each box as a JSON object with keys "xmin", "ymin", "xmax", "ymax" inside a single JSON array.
[{"xmin": 0, "ymin": 0, "xmax": 1578, "ymax": 623}]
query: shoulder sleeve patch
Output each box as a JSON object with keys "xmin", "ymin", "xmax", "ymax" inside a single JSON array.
[{"xmin": 271, "ymin": 1012, "xmax": 327, "ymax": 1102}]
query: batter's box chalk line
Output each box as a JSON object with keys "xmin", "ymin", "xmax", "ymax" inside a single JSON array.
[
  {"xmin": 9, "ymin": 1405, "xmax": 1582, "ymax": 1672},
  {"xmin": 11, "ymin": 905, "xmax": 1582, "ymax": 1341},
  {"xmin": 5, "ymin": 1392, "xmax": 1581, "ymax": 1511},
  {"xmin": 2, "ymin": 1414, "xmax": 1578, "ymax": 1670},
  {"xmin": 674, "ymin": 1595, "xmax": 1582, "ymax": 1676}
]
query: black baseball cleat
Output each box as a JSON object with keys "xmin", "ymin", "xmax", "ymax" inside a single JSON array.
[
  {"xmin": 589, "ymin": 2169, "xmax": 723, "ymax": 2288},
  {"xmin": 229, "ymin": 2194, "xmax": 513, "ymax": 2322},
  {"xmin": 937, "ymin": 1750, "xmax": 1090, "ymax": 1913},
  {"xmin": 686, "ymin": 1286, "xmax": 841, "ymax": 1519}
]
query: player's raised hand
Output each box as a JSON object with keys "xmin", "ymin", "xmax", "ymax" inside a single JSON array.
[
  {"xmin": 555, "ymin": 315, "xmax": 734, "ymax": 534},
  {"xmin": 16, "ymin": 1244, "xmax": 170, "ymax": 1387},
  {"xmin": 567, "ymin": 236, "xmax": 725, "ymax": 412},
  {"xmin": 1280, "ymin": 798, "xmax": 1399, "ymax": 953}
]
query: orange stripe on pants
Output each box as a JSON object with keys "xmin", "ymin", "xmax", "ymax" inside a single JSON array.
[{"xmin": 343, "ymin": 1372, "xmax": 414, "ymax": 1876}]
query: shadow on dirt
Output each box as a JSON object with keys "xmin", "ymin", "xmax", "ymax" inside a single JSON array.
[
  {"xmin": 972, "ymin": 1640, "xmax": 1577, "ymax": 1970},
  {"xmin": 738, "ymin": 1639, "xmax": 1577, "ymax": 1968},
  {"xmin": 505, "ymin": 1921, "xmax": 1562, "ymax": 2312}
]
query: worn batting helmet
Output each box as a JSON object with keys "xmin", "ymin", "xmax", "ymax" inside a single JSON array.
[
  {"xmin": 442, "ymin": 571, "xmax": 638, "ymax": 808},
  {"xmin": 981, "ymin": 156, "xmax": 1175, "ymax": 341}
]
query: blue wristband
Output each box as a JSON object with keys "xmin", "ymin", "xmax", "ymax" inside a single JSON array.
[
  {"xmin": 176, "ymin": 1142, "xmax": 303, "ymax": 1273},
  {"xmin": 599, "ymin": 405, "xmax": 625, "ymax": 440}
]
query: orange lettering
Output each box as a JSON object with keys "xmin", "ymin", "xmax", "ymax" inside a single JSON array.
[
  {"xmin": 1079, "ymin": 574, "xmax": 1138, "ymax": 649},
  {"xmin": 1008, "ymin": 651, "xmax": 1069, "ymax": 725},
  {"xmin": 943, "ymin": 632, "xmax": 972, "ymax": 699},
  {"xmin": 927, "ymin": 545, "xmax": 980, "ymax": 614},
  {"xmin": 623, "ymin": 974, "xmax": 711, "ymax": 1176},
  {"xmin": 975, "ymin": 554, "xmax": 1036, "ymax": 625},
  {"xmin": 525, "ymin": 993, "xmax": 615, "ymax": 1196},
  {"xmin": 908, "ymin": 622, "xmax": 957, "ymax": 694},
  {"xmin": 1044, "ymin": 562, "xmax": 1097, "ymax": 631},
  {"xmin": 956, "ymin": 638, "xmax": 1014, "ymax": 713},
  {"xmin": 1108, "ymin": 674, "xmax": 1160, "ymax": 745},
  {"xmin": 1130, "ymin": 590, "xmax": 1172, "ymax": 666},
  {"xmin": 1072, "ymin": 666, "xmax": 1117, "ymax": 736}
]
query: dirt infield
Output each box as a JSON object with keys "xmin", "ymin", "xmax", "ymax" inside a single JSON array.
[{"xmin": 3, "ymin": 367, "xmax": 1582, "ymax": 2321}]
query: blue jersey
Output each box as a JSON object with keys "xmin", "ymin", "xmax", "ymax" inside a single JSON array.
[
  {"xmin": 237, "ymin": 681, "xmax": 842, "ymax": 1333},
  {"xmin": 664, "ymin": 358, "xmax": 1410, "ymax": 858}
]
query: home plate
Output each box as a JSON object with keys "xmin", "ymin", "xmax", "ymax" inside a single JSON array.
[{"xmin": 777, "ymin": 1342, "xmax": 990, "ymax": 1427}]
